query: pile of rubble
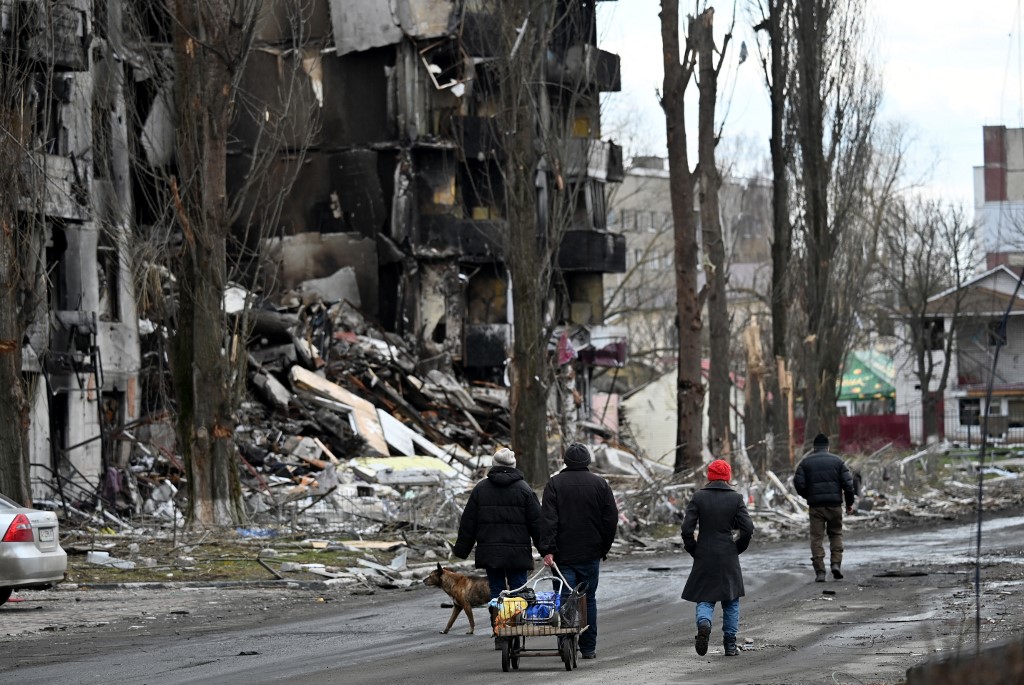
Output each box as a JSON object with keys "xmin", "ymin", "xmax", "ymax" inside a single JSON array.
[{"xmin": 45, "ymin": 290, "xmax": 1024, "ymax": 585}]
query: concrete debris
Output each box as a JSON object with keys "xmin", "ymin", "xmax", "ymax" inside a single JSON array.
[{"xmin": 33, "ymin": 282, "xmax": 1024, "ymax": 585}]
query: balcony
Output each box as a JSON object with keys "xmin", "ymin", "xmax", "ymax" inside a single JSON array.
[
  {"xmin": 464, "ymin": 324, "xmax": 510, "ymax": 367},
  {"xmin": 419, "ymin": 215, "xmax": 505, "ymax": 262},
  {"xmin": 546, "ymin": 44, "xmax": 621, "ymax": 92},
  {"xmin": 563, "ymin": 139, "xmax": 624, "ymax": 182},
  {"xmin": 557, "ymin": 230, "xmax": 625, "ymax": 273},
  {"xmin": 454, "ymin": 116, "xmax": 503, "ymax": 161}
]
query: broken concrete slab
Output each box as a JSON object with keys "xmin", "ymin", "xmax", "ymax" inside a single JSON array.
[
  {"xmin": 349, "ymin": 455, "xmax": 463, "ymax": 486},
  {"xmin": 289, "ymin": 366, "xmax": 389, "ymax": 455},
  {"xmin": 298, "ymin": 267, "xmax": 361, "ymax": 307}
]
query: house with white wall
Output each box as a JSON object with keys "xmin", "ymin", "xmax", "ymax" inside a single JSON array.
[{"xmin": 893, "ymin": 265, "xmax": 1024, "ymax": 445}]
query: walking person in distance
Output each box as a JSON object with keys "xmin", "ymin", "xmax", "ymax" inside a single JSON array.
[
  {"xmin": 793, "ymin": 433, "xmax": 857, "ymax": 582},
  {"xmin": 681, "ymin": 459, "xmax": 755, "ymax": 657}
]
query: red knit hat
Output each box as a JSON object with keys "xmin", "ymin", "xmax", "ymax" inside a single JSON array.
[{"xmin": 707, "ymin": 459, "xmax": 732, "ymax": 482}]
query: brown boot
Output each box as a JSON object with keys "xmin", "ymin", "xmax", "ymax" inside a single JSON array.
[{"xmin": 831, "ymin": 565, "xmax": 843, "ymax": 580}]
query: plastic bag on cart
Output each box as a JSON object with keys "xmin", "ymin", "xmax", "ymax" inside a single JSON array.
[
  {"xmin": 558, "ymin": 582, "xmax": 586, "ymax": 627},
  {"xmin": 506, "ymin": 587, "xmax": 537, "ymax": 604},
  {"xmin": 522, "ymin": 591, "xmax": 561, "ymax": 624}
]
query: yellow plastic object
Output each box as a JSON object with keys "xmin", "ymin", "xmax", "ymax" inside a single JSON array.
[{"xmin": 494, "ymin": 596, "xmax": 528, "ymax": 629}]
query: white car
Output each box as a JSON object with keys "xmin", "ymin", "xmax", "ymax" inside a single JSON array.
[{"xmin": 0, "ymin": 492, "xmax": 67, "ymax": 605}]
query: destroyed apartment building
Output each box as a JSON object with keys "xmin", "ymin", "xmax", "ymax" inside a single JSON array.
[{"xmin": 5, "ymin": 0, "xmax": 628, "ymax": 522}]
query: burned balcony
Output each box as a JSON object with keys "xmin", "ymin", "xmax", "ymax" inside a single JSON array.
[
  {"xmin": 44, "ymin": 310, "xmax": 102, "ymax": 391},
  {"xmin": 464, "ymin": 324, "xmax": 510, "ymax": 368},
  {"xmin": 563, "ymin": 139, "xmax": 624, "ymax": 182},
  {"xmin": 454, "ymin": 116, "xmax": 503, "ymax": 162},
  {"xmin": 460, "ymin": 8, "xmax": 500, "ymax": 58},
  {"xmin": 7, "ymin": 0, "xmax": 90, "ymax": 70},
  {"xmin": 546, "ymin": 44, "xmax": 621, "ymax": 93},
  {"xmin": 557, "ymin": 230, "xmax": 625, "ymax": 273},
  {"xmin": 419, "ymin": 215, "xmax": 505, "ymax": 262}
]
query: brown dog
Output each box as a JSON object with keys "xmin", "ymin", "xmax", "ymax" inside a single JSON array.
[{"xmin": 423, "ymin": 563, "xmax": 491, "ymax": 634}]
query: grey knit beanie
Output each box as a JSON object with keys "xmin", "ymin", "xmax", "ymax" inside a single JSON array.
[
  {"xmin": 563, "ymin": 443, "xmax": 592, "ymax": 467},
  {"xmin": 492, "ymin": 447, "xmax": 516, "ymax": 468}
]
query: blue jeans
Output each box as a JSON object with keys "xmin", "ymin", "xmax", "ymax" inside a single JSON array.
[
  {"xmin": 486, "ymin": 568, "xmax": 528, "ymax": 600},
  {"xmin": 696, "ymin": 598, "xmax": 740, "ymax": 637},
  {"xmin": 555, "ymin": 559, "xmax": 601, "ymax": 655}
]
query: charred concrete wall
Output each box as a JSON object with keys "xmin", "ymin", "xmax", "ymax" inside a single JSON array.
[
  {"xmin": 228, "ymin": 0, "xmax": 625, "ymax": 384},
  {"xmin": 4, "ymin": 0, "xmax": 141, "ymax": 498}
]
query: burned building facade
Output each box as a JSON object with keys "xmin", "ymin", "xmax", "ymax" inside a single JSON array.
[
  {"xmin": 238, "ymin": 0, "xmax": 625, "ymax": 386},
  {"xmin": 2, "ymin": 1, "xmax": 141, "ymax": 500},
  {"xmin": 4, "ymin": 0, "xmax": 624, "ymax": 502}
]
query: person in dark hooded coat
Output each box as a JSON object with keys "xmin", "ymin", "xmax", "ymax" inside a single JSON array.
[
  {"xmin": 681, "ymin": 459, "xmax": 754, "ymax": 657},
  {"xmin": 539, "ymin": 442, "xmax": 618, "ymax": 660},
  {"xmin": 453, "ymin": 447, "xmax": 541, "ymax": 600}
]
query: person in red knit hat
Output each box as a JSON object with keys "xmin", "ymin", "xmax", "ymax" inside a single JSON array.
[{"xmin": 680, "ymin": 459, "xmax": 755, "ymax": 657}]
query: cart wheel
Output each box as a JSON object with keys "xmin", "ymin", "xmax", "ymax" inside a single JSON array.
[
  {"xmin": 501, "ymin": 640, "xmax": 511, "ymax": 672},
  {"xmin": 560, "ymin": 638, "xmax": 573, "ymax": 671},
  {"xmin": 571, "ymin": 635, "xmax": 578, "ymax": 668},
  {"xmin": 511, "ymin": 636, "xmax": 521, "ymax": 670}
]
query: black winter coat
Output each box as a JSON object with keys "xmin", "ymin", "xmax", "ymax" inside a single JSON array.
[
  {"xmin": 539, "ymin": 465, "xmax": 618, "ymax": 564},
  {"xmin": 681, "ymin": 481, "xmax": 754, "ymax": 603},
  {"xmin": 793, "ymin": 449, "xmax": 856, "ymax": 508},
  {"xmin": 452, "ymin": 467, "xmax": 541, "ymax": 570}
]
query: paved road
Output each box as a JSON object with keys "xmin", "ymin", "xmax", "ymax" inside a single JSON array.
[{"xmin": 2, "ymin": 514, "xmax": 1022, "ymax": 685}]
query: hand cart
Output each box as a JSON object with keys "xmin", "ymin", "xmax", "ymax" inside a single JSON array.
[{"xmin": 491, "ymin": 564, "xmax": 588, "ymax": 672}]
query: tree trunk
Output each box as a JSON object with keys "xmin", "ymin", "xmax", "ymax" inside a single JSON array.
[
  {"xmin": 0, "ymin": 80, "xmax": 32, "ymax": 503},
  {"xmin": 0, "ymin": 217, "xmax": 30, "ymax": 505},
  {"xmin": 764, "ymin": 0, "xmax": 793, "ymax": 468},
  {"xmin": 794, "ymin": 0, "xmax": 837, "ymax": 444},
  {"xmin": 170, "ymin": 0, "xmax": 243, "ymax": 526},
  {"xmin": 660, "ymin": 1, "xmax": 703, "ymax": 472},
  {"xmin": 742, "ymin": 323, "xmax": 767, "ymax": 473},
  {"xmin": 502, "ymin": 0, "xmax": 549, "ymax": 485},
  {"xmin": 694, "ymin": 9, "xmax": 731, "ymax": 458}
]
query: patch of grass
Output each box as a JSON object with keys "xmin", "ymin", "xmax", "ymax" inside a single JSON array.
[
  {"xmin": 644, "ymin": 523, "xmax": 680, "ymax": 540},
  {"xmin": 63, "ymin": 538, "xmax": 376, "ymax": 584}
]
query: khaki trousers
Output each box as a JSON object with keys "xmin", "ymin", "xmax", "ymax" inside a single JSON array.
[{"xmin": 808, "ymin": 506, "xmax": 844, "ymax": 572}]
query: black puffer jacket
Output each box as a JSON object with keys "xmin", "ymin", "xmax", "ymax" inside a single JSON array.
[
  {"xmin": 793, "ymin": 449, "xmax": 856, "ymax": 508},
  {"xmin": 539, "ymin": 465, "xmax": 618, "ymax": 564},
  {"xmin": 453, "ymin": 467, "xmax": 541, "ymax": 570},
  {"xmin": 681, "ymin": 481, "xmax": 754, "ymax": 602}
]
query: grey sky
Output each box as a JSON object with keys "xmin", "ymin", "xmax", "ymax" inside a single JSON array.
[{"xmin": 598, "ymin": 0, "xmax": 1024, "ymax": 208}]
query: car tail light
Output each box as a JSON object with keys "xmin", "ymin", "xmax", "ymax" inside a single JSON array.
[{"xmin": 2, "ymin": 513, "xmax": 33, "ymax": 542}]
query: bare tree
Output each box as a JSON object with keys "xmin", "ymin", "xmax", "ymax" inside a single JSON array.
[
  {"xmin": 0, "ymin": 5, "xmax": 56, "ymax": 503},
  {"xmin": 693, "ymin": 8, "xmax": 733, "ymax": 458},
  {"xmin": 660, "ymin": 0, "xmax": 703, "ymax": 472},
  {"xmin": 497, "ymin": 0, "xmax": 552, "ymax": 483},
  {"xmin": 752, "ymin": 0, "xmax": 795, "ymax": 467},
  {"xmin": 119, "ymin": 1, "xmax": 317, "ymax": 525},
  {"xmin": 874, "ymin": 198, "xmax": 977, "ymax": 443},
  {"xmin": 790, "ymin": 0, "xmax": 881, "ymax": 446}
]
